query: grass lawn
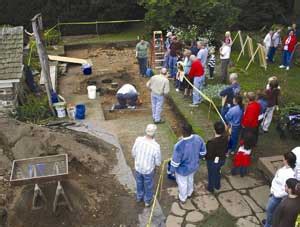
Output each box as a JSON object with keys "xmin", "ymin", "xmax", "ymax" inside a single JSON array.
[{"xmin": 62, "ymin": 22, "xmax": 145, "ymax": 45}]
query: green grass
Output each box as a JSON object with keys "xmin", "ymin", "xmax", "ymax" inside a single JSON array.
[{"xmin": 62, "ymin": 23, "xmax": 145, "ymax": 45}]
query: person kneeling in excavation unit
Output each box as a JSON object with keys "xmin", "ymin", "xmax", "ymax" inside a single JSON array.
[{"xmin": 110, "ymin": 83, "xmax": 139, "ymax": 111}]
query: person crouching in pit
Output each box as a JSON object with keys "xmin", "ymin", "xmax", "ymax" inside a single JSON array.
[
  {"xmin": 170, "ymin": 123, "xmax": 207, "ymax": 204},
  {"xmin": 110, "ymin": 84, "xmax": 138, "ymax": 111}
]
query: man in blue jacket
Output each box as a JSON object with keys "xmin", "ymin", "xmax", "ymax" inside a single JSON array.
[{"xmin": 170, "ymin": 123, "xmax": 207, "ymax": 203}]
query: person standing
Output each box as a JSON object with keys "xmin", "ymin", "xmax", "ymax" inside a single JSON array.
[
  {"xmin": 205, "ymin": 121, "xmax": 228, "ymax": 193},
  {"xmin": 225, "ymin": 95, "xmax": 244, "ymax": 154},
  {"xmin": 168, "ymin": 36, "xmax": 182, "ymax": 78},
  {"xmin": 146, "ymin": 68, "xmax": 170, "ymax": 124},
  {"xmin": 224, "ymin": 31, "xmax": 233, "ymax": 46},
  {"xmin": 183, "ymin": 49, "xmax": 192, "ymax": 97},
  {"xmin": 267, "ymin": 28, "xmax": 281, "ymax": 63},
  {"xmin": 219, "ymin": 43, "xmax": 231, "ymax": 83},
  {"xmin": 219, "ymin": 73, "xmax": 241, "ymax": 118},
  {"xmin": 279, "ymin": 30, "xmax": 297, "ymax": 70},
  {"xmin": 263, "ymin": 152, "xmax": 297, "ymax": 227},
  {"xmin": 136, "ymin": 37, "xmax": 150, "ymax": 77},
  {"xmin": 170, "ymin": 123, "xmax": 207, "ymax": 203},
  {"xmin": 163, "ymin": 32, "xmax": 173, "ymax": 68},
  {"xmin": 188, "ymin": 55, "xmax": 205, "ymax": 107},
  {"xmin": 207, "ymin": 48, "xmax": 216, "ymax": 79},
  {"xmin": 197, "ymin": 41, "xmax": 209, "ymax": 67},
  {"xmin": 241, "ymin": 92, "xmax": 261, "ymax": 146},
  {"xmin": 132, "ymin": 124, "xmax": 161, "ymax": 207},
  {"xmin": 263, "ymin": 30, "xmax": 273, "ymax": 58},
  {"xmin": 272, "ymin": 178, "xmax": 300, "ymax": 227},
  {"xmin": 261, "ymin": 78, "xmax": 280, "ymax": 133},
  {"xmin": 291, "ymin": 147, "xmax": 300, "ymax": 180}
]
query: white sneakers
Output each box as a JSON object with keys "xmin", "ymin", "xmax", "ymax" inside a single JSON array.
[{"xmin": 279, "ymin": 65, "xmax": 290, "ymax": 70}]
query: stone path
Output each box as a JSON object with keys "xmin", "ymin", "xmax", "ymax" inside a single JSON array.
[{"xmin": 165, "ymin": 174, "xmax": 269, "ymax": 227}]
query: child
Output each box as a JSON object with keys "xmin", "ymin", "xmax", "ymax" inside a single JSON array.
[
  {"xmin": 231, "ymin": 131, "xmax": 254, "ymax": 177},
  {"xmin": 175, "ymin": 61, "xmax": 184, "ymax": 92},
  {"xmin": 207, "ymin": 48, "xmax": 216, "ymax": 79},
  {"xmin": 261, "ymin": 76, "xmax": 280, "ymax": 133}
]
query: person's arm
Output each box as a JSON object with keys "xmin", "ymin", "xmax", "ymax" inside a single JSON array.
[
  {"xmin": 155, "ymin": 146, "xmax": 162, "ymax": 167},
  {"xmin": 146, "ymin": 78, "xmax": 151, "ymax": 89},
  {"xmin": 135, "ymin": 44, "xmax": 139, "ymax": 58},
  {"xmin": 199, "ymin": 139, "xmax": 207, "ymax": 158},
  {"xmin": 132, "ymin": 138, "xmax": 138, "ymax": 158},
  {"xmin": 170, "ymin": 143, "xmax": 182, "ymax": 173},
  {"xmin": 219, "ymin": 86, "xmax": 230, "ymax": 97},
  {"xmin": 225, "ymin": 109, "xmax": 233, "ymax": 124},
  {"xmin": 164, "ymin": 80, "xmax": 170, "ymax": 95}
]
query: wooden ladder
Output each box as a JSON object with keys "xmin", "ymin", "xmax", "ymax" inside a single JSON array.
[{"xmin": 151, "ymin": 31, "xmax": 165, "ymax": 70}]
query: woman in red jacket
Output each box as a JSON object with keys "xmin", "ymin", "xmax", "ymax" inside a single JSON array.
[{"xmin": 279, "ymin": 30, "xmax": 297, "ymax": 70}]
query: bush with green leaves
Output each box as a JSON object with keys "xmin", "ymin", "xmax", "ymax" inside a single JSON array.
[{"xmin": 16, "ymin": 95, "xmax": 52, "ymax": 123}]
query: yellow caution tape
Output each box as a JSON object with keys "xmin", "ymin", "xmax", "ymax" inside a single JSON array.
[{"xmin": 182, "ymin": 74, "xmax": 226, "ymax": 125}]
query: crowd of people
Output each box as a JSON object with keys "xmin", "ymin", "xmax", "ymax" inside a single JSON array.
[{"xmin": 109, "ymin": 27, "xmax": 300, "ymax": 226}]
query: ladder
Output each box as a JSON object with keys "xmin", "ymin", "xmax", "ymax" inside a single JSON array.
[{"xmin": 151, "ymin": 31, "xmax": 165, "ymax": 70}]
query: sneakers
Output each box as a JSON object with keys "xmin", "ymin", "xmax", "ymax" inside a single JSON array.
[
  {"xmin": 286, "ymin": 66, "xmax": 290, "ymax": 70},
  {"xmin": 154, "ymin": 120, "xmax": 165, "ymax": 124},
  {"xmin": 189, "ymin": 104, "xmax": 199, "ymax": 107},
  {"xmin": 279, "ymin": 65, "xmax": 285, "ymax": 69},
  {"xmin": 127, "ymin": 105, "xmax": 136, "ymax": 109},
  {"xmin": 175, "ymin": 88, "xmax": 180, "ymax": 92},
  {"xmin": 145, "ymin": 200, "xmax": 152, "ymax": 207},
  {"xmin": 109, "ymin": 104, "xmax": 115, "ymax": 112}
]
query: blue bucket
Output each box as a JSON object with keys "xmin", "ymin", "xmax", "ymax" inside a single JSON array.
[
  {"xmin": 75, "ymin": 104, "xmax": 86, "ymax": 120},
  {"xmin": 82, "ymin": 63, "xmax": 92, "ymax": 75}
]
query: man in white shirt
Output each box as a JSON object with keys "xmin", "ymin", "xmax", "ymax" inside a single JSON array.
[
  {"xmin": 219, "ymin": 43, "xmax": 231, "ymax": 83},
  {"xmin": 132, "ymin": 124, "xmax": 161, "ymax": 207},
  {"xmin": 146, "ymin": 68, "xmax": 170, "ymax": 124},
  {"xmin": 197, "ymin": 41, "xmax": 209, "ymax": 66},
  {"xmin": 111, "ymin": 84, "xmax": 138, "ymax": 111},
  {"xmin": 292, "ymin": 147, "xmax": 300, "ymax": 180}
]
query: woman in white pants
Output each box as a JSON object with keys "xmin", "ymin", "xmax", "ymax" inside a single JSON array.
[{"xmin": 261, "ymin": 78, "xmax": 280, "ymax": 133}]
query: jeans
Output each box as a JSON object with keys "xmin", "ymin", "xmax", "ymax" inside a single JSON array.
[
  {"xmin": 175, "ymin": 172, "xmax": 195, "ymax": 202},
  {"xmin": 115, "ymin": 93, "xmax": 137, "ymax": 109},
  {"xmin": 231, "ymin": 166, "xmax": 247, "ymax": 177},
  {"xmin": 137, "ymin": 57, "xmax": 147, "ymax": 76},
  {"xmin": 228, "ymin": 125, "xmax": 240, "ymax": 152},
  {"xmin": 208, "ymin": 66, "xmax": 214, "ymax": 78},
  {"xmin": 220, "ymin": 59, "xmax": 230, "ymax": 82},
  {"xmin": 136, "ymin": 171, "xmax": 154, "ymax": 203},
  {"xmin": 282, "ymin": 50, "xmax": 292, "ymax": 67},
  {"xmin": 207, "ymin": 160, "xmax": 225, "ymax": 191},
  {"xmin": 151, "ymin": 92, "xmax": 164, "ymax": 122},
  {"xmin": 163, "ymin": 53, "xmax": 169, "ymax": 68},
  {"xmin": 192, "ymin": 76, "xmax": 205, "ymax": 104},
  {"xmin": 168, "ymin": 56, "xmax": 178, "ymax": 78},
  {"xmin": 267, "ymin": 47, "xmax": 277, "ymax": 62},
  {"xmin": 264, "ymin": 195, "xmax": 283, "ymax": 227}
]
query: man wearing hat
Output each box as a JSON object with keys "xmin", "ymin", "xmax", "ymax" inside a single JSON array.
[
  {"xmin": 132, "ymin": 124, "xmax": 162, "ymax": 207},
  {"xmin": 147, "ymin": 68, "xmax": 170, "ymax": 124}
]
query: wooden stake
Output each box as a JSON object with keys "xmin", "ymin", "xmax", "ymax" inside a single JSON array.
[{"xmin": 31, "ymin": 13, "xmax": 55, "ymax": 115}]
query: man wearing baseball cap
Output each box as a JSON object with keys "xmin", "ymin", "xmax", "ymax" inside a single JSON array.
[{"xmin": 132, "ymin": 124, "xmax": 162, "ymax": 207}]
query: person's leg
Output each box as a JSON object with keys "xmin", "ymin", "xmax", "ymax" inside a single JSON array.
[
  {"xmin": 231, "ymin": 167, "xmax": 239, "ymax": 175},
  {"xmin": 264, "ymin": 195, "xmax": 282, "ymax": 227},
  {"xmin": 168, "ymin": 56, "xmax": 177, "ymax": 78},
  {"xmin": 163, "ymin": 53, "xmax": 169, "ymax": 68},
  {"xmin": 224, "ymin": 59, "xmax": 230, "ymax": 82},
  {"xmin": 228, "ymin": 126, "xmax": 240, "ymax": 153},
  {"xmin": 192, "ymin": 77, "xmax": 201, "ymax": 104},
  {"xmin": 115, "ymin": 94, "xmax": 127, "ymax": 109},
  {"xmin": 151, "ymin": 93, "xmax": 157, "ymax": 120},
  {"xmin": 262, "ymin": 106, "xmax": 275, "ymax": 132},
  {"xmin": 286, "ymin": 51, "xmax": 292, "ymax": 67},
  {"xmin": 206, "ymin": 160, "xmax": 215, "ymax": 192},
  {"xmin": 215, "ymin": 160, "xmax": 225, "ymax": 190},
  {"xmin": 143, "ymin": 58, "xmax": 148, "ymax": 75},
  {"xmin": 198, "ymin": 76, "xmax": 205, "ymax": 103},
  {"xmin": 143, "ymin": 171, "xmax": 154, "ymax": 203},
  {"xmin": 154, "ymin": 95, "xmax": 164, "ymax": 122},
  {"xmin": 282, "ymin": 50, "xmax": 288, "ymax": 66},
  {"xmin": 239, "ymin": 166, "xmax": 246, "ymax": 177},
  {"xmin": 127, "ymin": 93, "xmax": 138, "ymax": 107},
  {"xmin": 220, "ymin": 59, "xmax": 226, "ymax": 82},
  {"xmin": 175, "ymin": 173, "xmax": 188, "ymax": 202},
  {"xmin": 187, "ymin": 172, "xmax": 195, "ymax": 197},
  {"xmin": 135, "ymin": 171, "xmax": 144, "ymax": 201},
  {"xmin": 268, "ymin": 47, "xmax": 275, "ymax": 62},
  {"xmin": 137, "ymin": 58, "xmax": 143, "ymax": 75}
]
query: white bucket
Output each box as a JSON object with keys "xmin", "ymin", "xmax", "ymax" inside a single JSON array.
[
  {"xmin": 53, "ymin": 102, "xmax": 66, "ymax": 118},
  {"xmin": 87, "ymin": 85, "xmax": 97, "ymax": 99}
]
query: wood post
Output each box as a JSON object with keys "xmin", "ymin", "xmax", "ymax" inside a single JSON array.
[{"xmin": 31, "ymin": 13, "xmax": 55, "ymax": 115}]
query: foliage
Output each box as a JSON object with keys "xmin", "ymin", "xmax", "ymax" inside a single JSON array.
[
  {"xmin": 44, "ymin": 28, "xmax": 61, "ymax": 45},
  {"xmin": 139, "ymin": 0, "xmax": 240, "ymax": 36},
  {"xmin": 16, "ymin": 95, "xmax": 52, "ymax": 123}
]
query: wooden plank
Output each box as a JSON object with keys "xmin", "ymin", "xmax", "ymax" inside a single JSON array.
[
  {"xmin": 48, "ymin": 55, "xmax": 91, "ymax": 65},
  {"xmin": 40, "ymin": 65, "xmax": 57, "ymax": 91}
]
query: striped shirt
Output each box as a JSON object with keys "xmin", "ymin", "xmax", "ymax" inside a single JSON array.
[
  {"xmin": 132, "ymin": 136, "xmax": 161, "ymax": 174},
  {"xmin": 207, "ymin": 54, "xmax": 216, "ymax": 68}
]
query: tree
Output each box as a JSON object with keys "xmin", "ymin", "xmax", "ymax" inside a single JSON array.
[{"xmin": 138, "ymin": 0, "xmax": 240, "ymax": 36}]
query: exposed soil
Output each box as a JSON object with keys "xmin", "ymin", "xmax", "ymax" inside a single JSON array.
[{"xmin": 0, "ymin": 118, "xmax": 139, "ymax": 227}]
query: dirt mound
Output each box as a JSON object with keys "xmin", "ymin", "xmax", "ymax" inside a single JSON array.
[{"xmin": 0, "ymin": 118, "xmax": 139, "ymax": 227}]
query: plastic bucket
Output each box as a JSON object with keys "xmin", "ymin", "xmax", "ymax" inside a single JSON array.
[
  {"xmin": 75, "ymin": 104, "xmax": 86, "ymax": 120},
  {"xmin": 67, "ymin": 106, "xmax": 75, "ymax": 120},
  {"xmin": 53, "ymin": 102, "xmax": 66, "ymax": 118},
  {"xmin": 87, "ymin": 85, "xmax": 97, "ymax": 99},
  {"xmin": 82, "ymin": 63, "xmax": 92, "ymax": 75}
]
